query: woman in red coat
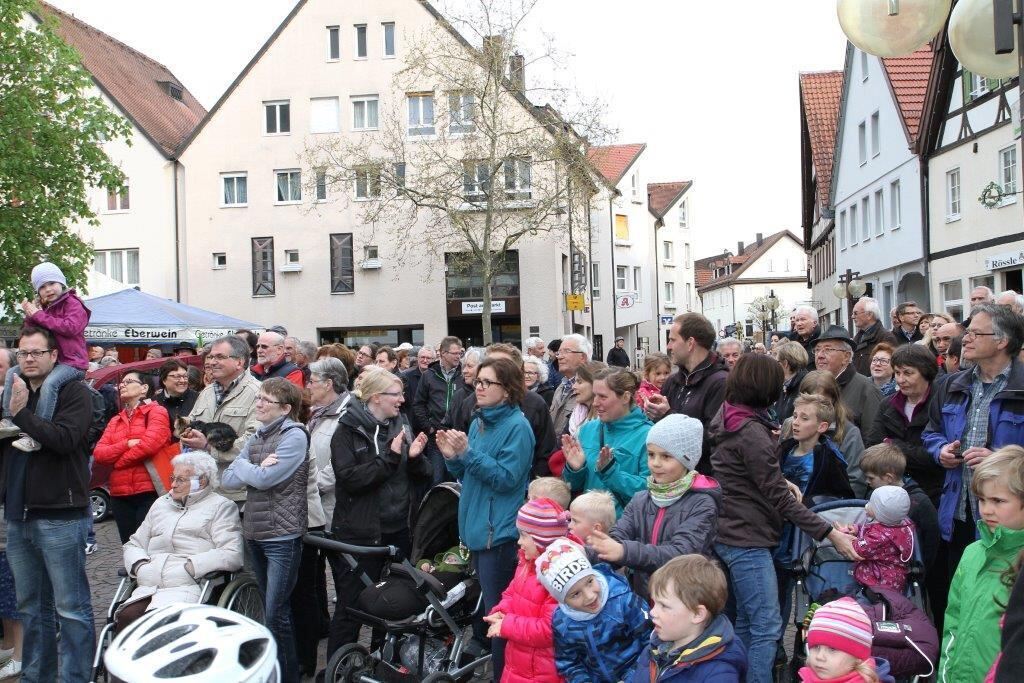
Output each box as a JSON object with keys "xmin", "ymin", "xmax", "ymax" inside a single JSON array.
[{"xmin": 93, "ymin": 372, "xmax": 171, "ymax": 542}]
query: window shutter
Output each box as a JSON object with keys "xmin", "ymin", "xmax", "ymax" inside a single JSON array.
[{"xmin": 962, "ymin": 70, "xmax": 972, "ymax": 104}]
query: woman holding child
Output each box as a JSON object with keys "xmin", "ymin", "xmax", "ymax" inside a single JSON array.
[{"xmin": 709, "ymin": 353, "xmax": 861, "ymax": 683}]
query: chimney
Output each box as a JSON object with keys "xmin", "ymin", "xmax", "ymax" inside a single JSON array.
[
  {"xmin": 737, "ymin": 241, "xmax": 744, "ymax": 254},
  {"xmin": 509, "ymin": 53, "xmax": 525, "ymax": 92},
  {"xmin": 756, "ymin": 232, "xmax": 763, "ymax": 246}
]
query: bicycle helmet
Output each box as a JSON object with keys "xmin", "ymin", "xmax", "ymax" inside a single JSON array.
[{"xmin": 104, "ymin": 603, "xmax": 278, "ymax": 682}]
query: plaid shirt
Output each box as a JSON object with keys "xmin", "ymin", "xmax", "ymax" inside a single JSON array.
[
  {"xmin": 956, "ymin": 363, "xmax": 1011, "ymax": 522},
  {"xmin": 213, "ymin": 374, "xmax": 242, "ymax": 407}
]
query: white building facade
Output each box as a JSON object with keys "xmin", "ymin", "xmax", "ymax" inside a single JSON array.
[{"xmin": 648, "ymin": 182, "xmax": 696, "ymax": 351}]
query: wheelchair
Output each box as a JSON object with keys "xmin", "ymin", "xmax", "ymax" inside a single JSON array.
[{"xmin": 90, "ymin": 567, "xmax": 263, "ymax": 683}]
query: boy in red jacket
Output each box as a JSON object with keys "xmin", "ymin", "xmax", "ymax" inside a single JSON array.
[{"xmin": 483, "ymin": 498, "xmax": 567, "ymax": 683}]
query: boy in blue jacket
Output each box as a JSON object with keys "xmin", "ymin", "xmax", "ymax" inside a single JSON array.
[
  {"xmin": 536, "ymin": 538, "xmax": 650, "ymax": 683},
  {"xmin": 632, "ymin": 554, "xmax": 747, "ymax": 682}
]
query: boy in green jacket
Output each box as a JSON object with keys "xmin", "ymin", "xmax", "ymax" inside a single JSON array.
[{"xmin": 940, "ymin": 445, "xmax": 1024, "ymax": 683}]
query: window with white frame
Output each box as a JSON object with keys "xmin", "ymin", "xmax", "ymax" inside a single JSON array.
[
  {"xmin": 860, "ymin": 49, "xmax": 868, "ymax": 81},
  {"xmin": 407, "ymin": 94, "xmax": 435, "ymax": 136},
  {"xmin": 364, "ymin": 245, "xmax": 379, "ymax": 260},
  {"xmin": 504, "ymin": 157, "xmax": 531, "ymax": 200},
  {"xmin": 106, "ymin": 182, "xmax": 130, "ymax": 211},
  {"xmin": 310, "ymin": 97, "xmax": 339, "ymax": 133},
  {"xmin": 679, "ymin": 199, "xmax": 688, "ymax": 228},
  {"xmin": 890, "ymin": 179, "xmax": 902, "ymax": 229},
  {"xmin": 664, "ymin": 281, "xmax": 675, "ymax": 303},
  {"xmin": 874, "ymin": 189, "xmax": 884, "ymax": 236},
  {"xmin": 1000, "ymin": 146, "xmax": 1018, "ymax": 201},
  {"xmin": 850, "ymin": 203, "xmax": 859, "ymax": 244},
  {"xmin": 463, "ymin": 161, "xmax": 490, "ymax": 198},
  {"xmin": 352, "ymin": 96, "xmax": 379, "ymax": 130},
  {"xmin": 284, "ymin": 249, "xmax": 300, "ymax": 265},
  {"xmin": 591, "ymin": 262, "xmax": 601, "ymax": 299},
  {"xmin": 663, "ymin": 240, "xmax": 674, "ymax": 261},
  {"xmin": 221, "ymin": 173, "xmax": 247, "ymax": 206},
  {"xmin": 275, "ymin": 170, "xmax": 301, "ymax": 203},
  {"xmin": 329, "ymin": 233, "xmax": 354, "ymax": 293},
  {"xmin": 382, "ymin": 22, "xmax": 395, "ymax": 57},
  {"xmin": 946, "ymin": 168, "xmax": 961, "ymax": 219},
  {"xmin": 942, "ymin": 279, "xmax": 963, "ymax": 321},
  {"xmin": 448, "ymin": 92, "xmax": 475, "ymax": 133},
  {"xmin": 861, "ymin": 196, "xmax": 870, "ymax": 240},
  {"xmin": 684, "ymin": 243, "xmax": 691, "ymax": 268},
  {"xmin": 858, "ymin": 121, "xmax": 867, "ymax": 165},
  {"xmin": 632, "ymin": 266, "xmax": 643, "ymax": 299},
  {"xmin": 251, "ymin": 237, "xmax": 274, "ymax": 296},
  {"xmin": 394, "ymin": 163, "xmax": 406, "ymax": 192},
  {"xmin": 315, "ymin": 170, "xmax": 327, "ymax": 201},
  {"xmin": 971, "ymin": 274, "xmax": 996, "ymax": 292},
  {"xmin": 94, "ymin": 249, "xmax": 139, "ymax": 285},
  {"xmin": 870, "ymin": 111, "xmax": 880, "ymax": 157},
  {"xmin": 839, "ymin": 209, "xmax": 847, "ymax": 249},
  {"xmin": 685, "ymin": 283, "xmax": 692, "ymax": 308},
  {"xmin": 354, "ymin": 167, "xmax": 380, "ymax": 199},
  {"xmin": 264, "ymin": 100, "xmax": 290, "ymax": 134},
  {"xmin": 615, "ymin": 265, "xmax": 628, "ymax": 292},
  {"xmin": 970, "ymin": 72, "xmax": 989, "ymax": 99},
  {"xmin": 212, "ymin": 252, "xmax": 226, "ymax": 270},
  {"xmin": 354, "ymin": 24, "xmax": 367, "ymax": 58},
  {"xmin": 327, "ymin": 26, "xmax": 340, "ymax": 60}
]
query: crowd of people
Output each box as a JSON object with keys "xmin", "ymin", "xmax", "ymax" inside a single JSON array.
[{"xmin": 0, "ymin": 261, "xmax": 1023, "ymax": 682}]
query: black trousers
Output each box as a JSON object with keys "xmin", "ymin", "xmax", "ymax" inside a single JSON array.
[
  {"xmin": 110, "ymin": 491, "xmax": 158, "ymax": 544},
  {"xmin": 931, "ymin": 504, "xmax": 976, "ymax": 633},
  {"xmin": 290, "ymin": 526, "xmax": 329, "ymax": 677}
]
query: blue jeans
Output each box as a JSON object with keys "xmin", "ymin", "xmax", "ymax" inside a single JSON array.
[
  {"xmin": 2, "ymin": 364, "xmax": 84, "ymax": 421},
  {"xmin": 715, "ymin": 543, "xmax": 781, "ymax": 683},
  {"xmin": 6, "ymin": 516, "xmax": 94, "ymax": 683},
  {"xmin": 248, "ymin": 537, "xmax": 302, "ymax": 683},
  {"xmin": 472, "ymin": 540, "xmax": 518, "ymax": 681}
]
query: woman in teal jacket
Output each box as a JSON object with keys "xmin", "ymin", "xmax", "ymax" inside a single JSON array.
[
  {"xmin": 439, "ymin": 356, "xmax": 534, "ymax": 680},
  {"xmin": 562, "ymin": 368, "xmax": 653, "ymax": 513}
]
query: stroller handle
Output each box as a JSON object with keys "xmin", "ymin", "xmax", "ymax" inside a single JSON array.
[{"xmin": 303, "ymin": 533, "xmax": 401, "ymax": 559}]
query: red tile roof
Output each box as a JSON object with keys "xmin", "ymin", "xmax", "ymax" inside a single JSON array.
[
  {"xmin": 587, "ymin": 144, "xmax": 646, "ymax": 186},
  {"xmin": 697, "ymin": 230, "xmax": 803, "ymax": 292},
  {"xmin": 38, "ymin": 2, "xmax": 206, "ymax": 158},
  {"xmin": 882, "ymin": 46, "xmax": 934, "ymax": 143},
  {"xmin": 647, "ymin": 181, "xmax": 692, "ymax": 219},
  {"xmin": 799, "ymin": 71, "xmax": 843, "ymax": 209}
]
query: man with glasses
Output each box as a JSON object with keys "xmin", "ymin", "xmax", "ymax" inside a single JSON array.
[
  {"xmin": 893, "ymin": 301, "xmax": 924, "ymax": 346},
  {"xmin": 413, "ymin": 336, "xmax": 463, "ymax": 484},
  {"xmin": 549, "ymin": 333, "xmax": 591, "ymax": 435},
  {"xmin": 182, "ymin": 336, "xmax": 261, "ymax": 503},
  {"xmin": 810, "ymin": 326, "xmax": 883, "ymax": 432},
  {"xmin": 924, "ymin": 303, "xmax": 1024, "ymax": 578},
  {"xmin": 251, "ymin": 331, "xmax": 304, "ymax": 388},
  {"xmin": 402, "ymin": 346, "xmax": 435, "ymax": 433},
  {"xmin": 1, "ymin": 326, "xmax": 95, "ymax": 682},
  {"xmin": 851, "ymin": 296, "xmax": 898, "ymax": 376}
]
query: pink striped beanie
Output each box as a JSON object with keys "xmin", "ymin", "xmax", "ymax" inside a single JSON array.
[
  {"xmin": 806, "ymin": 597, "xmax": 873, "ymax": 660},
  {"xmin": 516, "ymin": 498, "xmax": 570, "ymax": 550}
]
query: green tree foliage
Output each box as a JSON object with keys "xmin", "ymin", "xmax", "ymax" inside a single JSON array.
[{"xmin": 0, "ymin": 0, "xmax": 130, "ymax": 315}]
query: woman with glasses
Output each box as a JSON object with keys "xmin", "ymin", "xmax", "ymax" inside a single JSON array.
[
  {"xmin": 326, "ymin": 366, "xmax": 430, "ymax": 661},
  {"xmin": 222, "ymin": 378, "xmax": 310, "ymax": 683},
  {"xmin": 154, "ymin": 359, "xmax": 198, "ymax": 437},
  {"xmin": 119, "ymin": 451, "xmax": 242, "ymax": 627},
  {"xmin": 868, "ymin": 342, "xmax": 899, "ymax": 397},
  {"xmin": 435, "ymin": 357, "xmax": 534, "ymax": 680},
  {"xmin": 523, "ymin": 355, "xmax": 553, "ymax": 407},
  {"xmin": 94, "ymin": 372, "xmax": 173, "ymax": 542}
]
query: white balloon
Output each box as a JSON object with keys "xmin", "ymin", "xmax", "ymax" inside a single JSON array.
[
  {"xmin": 838, "ymin": 0, "xmax": 952, "ymax": 57},
  {"xmin": 949, "ymin": 0, "xmax": 1019, "ymax": 79}
]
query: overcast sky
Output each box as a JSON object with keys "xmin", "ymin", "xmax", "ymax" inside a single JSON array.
[{"xmin": 48, "ymin": 0, "xmax": 848, "ymax": 256}]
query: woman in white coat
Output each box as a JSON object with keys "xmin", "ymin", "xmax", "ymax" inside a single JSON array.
[{"xmin": 121, "ymin": 451, "xmax": 242, "ymax": 625}]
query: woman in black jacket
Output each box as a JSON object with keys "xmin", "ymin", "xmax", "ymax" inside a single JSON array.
[
  {"xmin": 153, "ymin": 359, "xmax": 198, "ymax": 438},
  {"xmin": 327, "ymin": 366, "xmax": 430, "ymax": 660}
]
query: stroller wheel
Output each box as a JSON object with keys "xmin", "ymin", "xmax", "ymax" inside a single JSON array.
[
  {"xmin": 325, "ymin": 644, "xmax": 372, "ymax": 682},
  {"xmin": 421, "ymin": 674, "xmax": 456, "ymax": 683}
]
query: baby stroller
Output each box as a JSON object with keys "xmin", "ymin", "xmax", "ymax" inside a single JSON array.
[
  {"xmin": 780, "ymin": 499, "xmax": 928, "ymax": 682},
  {"xmin": 307, "ymin": 482, "xmax": 488, "ymax": 682}
]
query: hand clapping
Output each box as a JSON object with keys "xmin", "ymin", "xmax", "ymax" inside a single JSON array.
[
  {"xmin": 435, "ymin": 429, "xmax": 468, "ymax": 459},
  {"xmin": 560, "ymin": 434, "xmax": 586, "ymax": 470}
]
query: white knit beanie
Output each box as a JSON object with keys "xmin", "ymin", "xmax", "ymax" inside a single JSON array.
[
  {"xmin": 31, "ymin": 262, "xmax": 67, "ymax": 292},
  {"xmin": 535, "ymin": 538, "xmax": 597, "ymax": 604},
  {"xmin": 868, "ymin": 485, "xmax": 910, "ymax": 526},
  {"xmin": 646, "ymin": 413, "xmax": 703, "ymax": 471}
]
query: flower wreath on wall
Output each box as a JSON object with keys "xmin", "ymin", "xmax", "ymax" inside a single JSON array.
[{"xmin": 979, "ymin": 181, "xmax": 1005, "ymax": 209}]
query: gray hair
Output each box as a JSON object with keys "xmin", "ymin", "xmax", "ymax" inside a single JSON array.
[
  {"xmin": 525, "ymin": 337, "xmax": 545, "ymax": 351},
  {"xmin": 776, "ymin": 339, "xmax": 808, "ymax": 369},
  {"xmin": 2, "ymin": 348, "xmax": 16, "ymax": 368},
  {"xmin": 211, "ymin": 335, "xmax": 251, "ymax": 360},
  {"xmin": 259, "ymin": 331, "xmax": 285, "ymax": 345},
  {"xmin": 997, "ymin": 290, "xmax": 1024, "ymax": 313},
  {"xmin": 857, "ymin": 296, "xmax": 881, "ymax": 321},
  {"xmin": 308, "ymin": 357, "xmax": 348, "ymax": 393},
  {"xmin": 971, "ymin": 302, "xmax": 1024, "ymax": 355},
  {"xmin": 792, "ymin": 304, "xmax": 819, "ymax": 321},
  {"xmin": 523, "ymin": 355, "xmax": 549, "ymax": 383},
  {"xmin": 561, "ymin": 333, "xmax": 593, "ymax": 358},
  {"xmin": 171, "ymin": 451, "xmax": 219, "ymax": 488},
  {"xmin": 718, "ymin": 338, "xmax": 742, "ymax": 352},
  {"xmin": 297, "ymin": 340, "xmax": 317, "ymax": 360},
  {"xmin": 973, "ymin": 285, "xmax": 995, "ymax": 300},
  {"xmin": 463, "ymin": 347, "xmax": 484, "ymax": 366}
]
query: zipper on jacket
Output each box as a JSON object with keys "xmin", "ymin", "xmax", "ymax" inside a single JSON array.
[{"xmin": 486, "ymin": 497, "xmax": 494, "ymax": 549}]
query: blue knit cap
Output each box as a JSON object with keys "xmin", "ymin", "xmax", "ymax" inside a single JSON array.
[{"xmin": 31, "ymin": 262, "xmax": 67, "ymax": 292}]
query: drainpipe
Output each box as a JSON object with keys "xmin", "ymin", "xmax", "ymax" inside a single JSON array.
[
  {"xmin": 587, "ymin": 190, "xmax": 595, "ymax": 340},
  {"xmin": 567, "ymin": 173, "xmax": 574, "ymax": 332},
  {"xmin": 609, "ymin": 194, "xmax": 618, "ymax": 337},
  {"xmin": 919, "ymin": 156, "xmax": 931, "ymax": 309},
  {"xmin": 653, "ymin": 212, "xmax": 663, "ymax": 352},
  {"xmin": 173, "ymin": 159, "xmax": 181, "ymax": 302}
]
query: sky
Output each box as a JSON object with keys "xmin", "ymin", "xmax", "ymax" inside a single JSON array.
[{"xmin": 46, "ymin": 0, "xmax": 849, "ymax": 258}]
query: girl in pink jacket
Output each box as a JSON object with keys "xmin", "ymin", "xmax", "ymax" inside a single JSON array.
[{"xmin": 0, "ymin": 262, "xmax": 91, "ymax": 452}]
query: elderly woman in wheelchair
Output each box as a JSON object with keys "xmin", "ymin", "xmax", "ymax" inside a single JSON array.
[{"xmin": 119, "ymin": 451, "xmax": 243, "ymax": 625}]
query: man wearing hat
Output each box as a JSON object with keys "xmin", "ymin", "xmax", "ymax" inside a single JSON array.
[
  {"xmin": 606, "ymin": 337, "xmax": 630, "ymax": 369},
  {"xmin": 810, "ymin": 325, "xmax": 883, "ymax": 433}
]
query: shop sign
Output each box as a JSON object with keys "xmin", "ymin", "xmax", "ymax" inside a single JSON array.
[
  {"xmin": 461, "ymin": 300, "xmax": 506, "ymax": 314},
  {"xmin": 660, "ymin": 315, "xmax": 674, "ymax": 325},
  {"xmin": 0, "ymin": 325, "xmax": 240, "ymax": 343},
  {"xmin": 616, "ymin": 294, "xmax": 636, "ymax": 309},
  {"xmin": 985, "ymin": 250, "xmax": 1024, "ymax": 271},
  {"xmin": 565, "ymin": 294, "xmax": 585, "ymax": 311}
]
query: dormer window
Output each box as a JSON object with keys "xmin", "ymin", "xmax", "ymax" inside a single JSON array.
[{"xmin": 159, "ymin": 80, "xmax": 183, "ymax": 101}]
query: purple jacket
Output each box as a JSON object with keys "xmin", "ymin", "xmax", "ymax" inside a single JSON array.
[
  {"xmin": 859, "ymin": 588, "xmax": 939, "ymax": 679},
  {"xmin": 26, "ymin": 289, "xmax": 90, "ymax": 370}
]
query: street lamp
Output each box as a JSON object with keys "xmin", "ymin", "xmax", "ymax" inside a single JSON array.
[
  {"xmin": 759, "ymin": 289, "xmax": 780, "ymax": 341},
  {"xmin": 834, "ymin": 269, "xmax": 868, "ymax": 333},
  {"xmin": 837, "ymin": 0, "xmax": 952, "ymax": 57}
]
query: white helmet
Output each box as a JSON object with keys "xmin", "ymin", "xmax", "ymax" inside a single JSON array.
[{"xmin": 104, "ymin": 603, "xmax": 279, "ymax": 682}]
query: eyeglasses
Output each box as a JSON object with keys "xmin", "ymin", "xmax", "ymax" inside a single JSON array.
[
  {"xmin": 378, "ymin": 391, "xmax": 403, "ymax": 397},
  {"xmin": 256, "ymin": 396, "xmax": 284, "ymax": 405},
  {"xmin": 356, "ymin": 350, "xmax": 373, "ymax": 358},
  {"xmin": 814, "ymin": 347, "xmax": 848, "ymax": 356},
  {"xmin": 165, "ymin": 373, "xmax": 189, "ymax": 381},
  {"xmin": 15, "ymin": 349, "xmax": 53, "ymax": 360},
  {"xmin": 964, "ymin": 329, "xmax": 997, "ymax": 339},
  {"xmin": 557, "ymin": 349, "xmax": 586, "ymax": 356},
  {"xmin": 207, "ymin": 354, "xmax": 238, "ymax": 362},
  {"xmin": 256, "ymin": 343, "xmax": 279, "ymax": 350},
  {"xmin": 474, "ymin": 378, "xmax": 503, "ymax": 389},
  {"xmin": 870, "ymin": 357, "xmax": 891, "ymax": 366},
  {"xmin": 900, "ymin": 310, "xmax": 922, "ymax": 318},
  {"xmin": 119, "ymin": 378, "xmax": 144, "ymax": 386},
  {"xmin": 444, "ymin": 349, "xmax": 464, "ymax": 357},
  {"xmin": 170, "ymin": 475, "xmax": 199, "ymax": 485},
  {"xmin": 523, "ymin": 370, "xmax": 539, "ymax": 376}
]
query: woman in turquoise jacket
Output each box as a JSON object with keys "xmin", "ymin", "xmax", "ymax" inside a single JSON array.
[
  {"xmin": 562, "ymin": 368, "xmax": 653, "ymax": 514},
  {"xmin": 439, "ymin": 356, "xmax": 534, "ymax": 680}
]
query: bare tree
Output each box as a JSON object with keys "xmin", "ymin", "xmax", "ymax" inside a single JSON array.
[
  {"xmin": 304, "ymin": 0, "xmax": 611, "ymax": 343},
  {"xmin": 746, "ymin": 294, "xmax": 785, "ymax": 343}
]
